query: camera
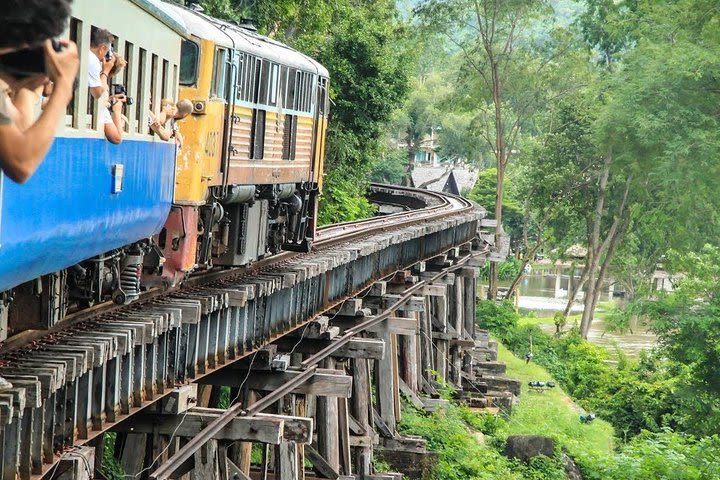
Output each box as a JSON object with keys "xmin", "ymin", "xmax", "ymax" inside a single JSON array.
[
  {"xmin": 112, "ymin": 84, "xmax": 134, "ymax": 106},
  {"xmin": 0, "ymin": 39, "xmax": 63, "ymax": 78}
]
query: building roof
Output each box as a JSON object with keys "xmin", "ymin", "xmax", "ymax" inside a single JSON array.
[
  {"xmin": 452, "ymin": 168, "xmax": 479, "ymax": 193},
  {"xmin": 411, "ymin": 166, "xmax": 478, "ymax": 195}
]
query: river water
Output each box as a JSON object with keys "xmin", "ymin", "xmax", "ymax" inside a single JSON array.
[{"xmin": 509, "ymin": 267, "xmax": 657, "ymax": 357}]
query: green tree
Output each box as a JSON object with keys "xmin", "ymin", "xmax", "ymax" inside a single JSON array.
[
  {"xmin": 467, "ymin": 168, "xmax": 522, "ymax": 241},
  {"xmin": 416, "ymin": 0, "xmax": 574, "ymax": 299},
  {"xmin": 389, "ymin": 71, "xmax": 445, "ymax": 185},
  {"xmin": 576, "ymin": 0, "xmax": 720, "ymax": 336},
  {"xmin": 630, "ymin": 245, "xmax": 720, "ymax": 436},
  {"xmin": 316, "ymin": 1, "xmax": 412, "ymax": 223}
]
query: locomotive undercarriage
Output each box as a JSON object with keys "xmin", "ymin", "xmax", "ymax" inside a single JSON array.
[
  {"xmin": 0, "ymin": 182, "xmax": 317, "ymax": 341},
  {"xmin": 0, "ymin": 241, "xmax": 158, "ymax": 341},
  {"xmin": 198, "ymin": 181, "xmax": 316, "ymax": 269}
]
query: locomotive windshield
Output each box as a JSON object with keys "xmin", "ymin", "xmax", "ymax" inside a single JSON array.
[{"xmin": 179, "ymin": 39, "xmax": 199, "ymax": 85}]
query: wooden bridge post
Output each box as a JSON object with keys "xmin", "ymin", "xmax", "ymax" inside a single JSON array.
[
  {"xmin": 230, "ymin": 389, "xmax": 257, "ymax": 476},
  {"xmin": 374, "ymin": 328, "xmax": 397, "ymax": 434},
  {"xmin": 316, "ymin": 358, "xmax": 340, "ymax": 471},
  {"xmin": 350, "ymin": 357, "xmax": 373, "ymax": 476},
  {"xmin": 450, "ymin": 276, "xmax": 464, "ymax": 386},
  {"xmin": 431, "ymin": 293, "xmax": 449, "ymax": 382},
  {"xmin": 398, "ymin": 311, "xmax": 419, "ymax": 393},
  {"xmin": 462, "ymin": 269, "xmax": 478, "ymax": 376},
  {"xmin": 193, "ymin": 438, "xmax": 220, "ymax": 479},
  {"xmin": 274, "ymin": 394, "xmax": 300, "ymax": 480},
  {"xmin": 419, "ymin": 297, "xmax": 434, "ymax": 394}
]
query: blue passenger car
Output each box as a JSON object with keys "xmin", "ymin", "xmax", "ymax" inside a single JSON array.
[
  {"xmin": 0, "ymin": 0, "xmax": 187, "ymax": 335},
  {"xmin": 0, "ymin": 137, "xmax": 175, "ymax": 292}
]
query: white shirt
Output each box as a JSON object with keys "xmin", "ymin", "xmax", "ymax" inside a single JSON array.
[
  {"xmin": 100, "ymin": 106, "xmax": 113, "ymax": 125},
  {"xmin": 88, "ymin": 52, "xmax": 102, "ymax": 88},
  {"xmin": 88, "ymin": 52, "xmax": 113, "ymax": 125}
]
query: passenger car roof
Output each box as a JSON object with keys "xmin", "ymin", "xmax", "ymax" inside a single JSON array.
[{"xmin": 129, "ymin": 0, "xmax": 189, "ymax": 36}]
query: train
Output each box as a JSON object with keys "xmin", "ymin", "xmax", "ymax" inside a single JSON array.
[{"xmin": 0, "ymin": 0, "xmax": 330, "ymax": 340}]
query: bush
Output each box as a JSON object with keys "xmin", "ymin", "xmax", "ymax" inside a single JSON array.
[
  {"xmin": 478, "ymin": 257, "xmax": 523, "ymax": 281},
  {"xmin": 584, "ymin": 431, "xmax": 720, "ymax": 480},
  {"xmin": 398, "ymin": 401, "xmax": 568, "ymax": 480},
  {"xmin": 476, "ymin": 300, "xmax": 519, "ymax": 339},
  {"xmin": 399, "ymin": 403, "xmax": 519, "ymax": 480},
  {"xmin": 478, "ymin": 303, "xmax": 678, "ymax": 440}
]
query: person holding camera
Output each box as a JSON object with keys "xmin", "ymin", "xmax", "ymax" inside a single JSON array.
[
  {"xmin": 0, "ymin": 0, "xmax": 79, "ymax": 184},
  {"xmin": 88, "ymin": 28, "xmax": 116, "ymax": 100},
  {"xmin": 88, "ymin": 28, "xmax": 129, "ymax": 144},
  {"xmin": 103, "ymin": 54, "xmax": 128, "ymax": 144}
]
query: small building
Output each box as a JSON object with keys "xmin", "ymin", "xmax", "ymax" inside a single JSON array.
[{"xmin": 411, "ymin": 166, "xmax": 478, "ymax": 196}]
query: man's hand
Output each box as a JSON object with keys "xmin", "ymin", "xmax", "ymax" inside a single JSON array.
[
  {"xmin": 102, "ymin": 52, "xmax": 117, "ymax": 74},
  {"xmin": 44, "ymin": 39, "xmax": 78, "ymax": 90},
  {"xmin": 110, "ymin": 94, "xmax": 127, "ymax": 112}
]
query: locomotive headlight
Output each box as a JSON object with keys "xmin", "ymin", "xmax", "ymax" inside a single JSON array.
[{"xmin": 193, "ymin": 100, "xmax": 206, "ymax": 115}]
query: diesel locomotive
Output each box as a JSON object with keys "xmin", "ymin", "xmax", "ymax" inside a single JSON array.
[{"xmin": 0, "ymin": 0, "xmax": 329, "ymax": 340}]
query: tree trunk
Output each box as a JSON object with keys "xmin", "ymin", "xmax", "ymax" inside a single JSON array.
[
  {"xmin": 581, "ymin": 200, "xmax": 630, "ymax": 337},
  {"xmin": 488, "ymin": 61, "xmax": 505, "ymax": 301},
  {"xmin": 580, "ymin": 168, "xmax": 633, "ymax": 339},
  {"xmin": 405, "ymin": 130, "xmax": 416, "ymax": 187},
  {"xmin": 563, "ymin": 262, "xmax": 589, "ymax": 317},
  {"xmin": 503, "ymin": 242, "xmax": 542, "ymax": 300},
  {"xmin": 579, "ymin": 149, "xmax": 612, "ymax": 338}
]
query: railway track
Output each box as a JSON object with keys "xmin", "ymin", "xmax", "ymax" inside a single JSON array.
[{"xmin": 0, "ymin": 184, "xmax": 486, "ymax": 480}]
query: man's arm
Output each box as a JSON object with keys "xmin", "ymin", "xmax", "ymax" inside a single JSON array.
[
  {"xmin": 89, "ymin": 55, "xmax": 115, "ymax": 100},
  {"xmin": 103, "ymin": 95, "xmax": 125, "ymax": 145},
  {"xmin": 12, "ymin": 78, "xmax": 48, "ymax": 131},
  {"xmin": 149, "ymin": 121, "xmax": 173, "ymax": 141},
  {"xmin": 0, "ymin": 41, "xmax": 79, "ymax": 183}
]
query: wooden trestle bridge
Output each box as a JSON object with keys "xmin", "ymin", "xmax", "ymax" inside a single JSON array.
[{"xmin": 0, "ymin": 184, "xmax": 514, "ymax": 480}]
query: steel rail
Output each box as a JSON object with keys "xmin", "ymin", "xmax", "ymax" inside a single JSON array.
[{"xmin": 0, "ymin": 184, "xmax": 471, "ymax": 356}]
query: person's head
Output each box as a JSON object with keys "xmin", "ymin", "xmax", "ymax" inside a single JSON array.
[
  {"xmin": 161, "ymin": 98, "xmax": 176, "ymax": 117},
  {"xmin": 90, "ymin": 27, "xmax": 113, "ymax": 61},
  {"xmin": 175, "ymin": 99, "xmax": 193, "ymax": 120},
  {"xmin": 0, "ymin": 0, "xmax": 73, "ymax": 55},
  {"xmin": 108, "ymin": 54, "xmax": 127, "ymax": 78}
]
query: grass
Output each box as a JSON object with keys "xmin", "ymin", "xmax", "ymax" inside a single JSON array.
[
  {"xmin": 517, "ymin": 300, "xmax": 618, "ymax": 329},
  {"xmin": 395, "ymin": 338, "xmax": 618, "ymax": 479},
  {"xmin": 497, "ymin": 342, "xmax": 616, "ymax": 462},
  {"xmin": 517, "ymin": 315, "xmax": 557, "ymax": 327}
]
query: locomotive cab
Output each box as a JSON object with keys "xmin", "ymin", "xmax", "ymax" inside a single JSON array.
[{"xmin": 157, "ymin": 5, "xmax": 330, "ymax": 286}]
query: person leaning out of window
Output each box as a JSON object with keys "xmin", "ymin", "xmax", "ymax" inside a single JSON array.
[
  {"xmin": 0, "ymin": 0, "xmax": 79, "ymax": 184},
  {"xmin": 149, "ymin": 99, "xmax": 193, "ymax": 149},
  {"xmin": 88, "ymin": 27, "xmax": 128, "ymax": 144}
]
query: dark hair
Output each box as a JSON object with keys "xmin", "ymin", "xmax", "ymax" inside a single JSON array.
[
  {"xmin": 0, "ymin": 0, "xmax": 73, "ymax": 49},
  {"xmin": 90, "ymin": 28, "xmax": 113, "ymax": 49}
]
